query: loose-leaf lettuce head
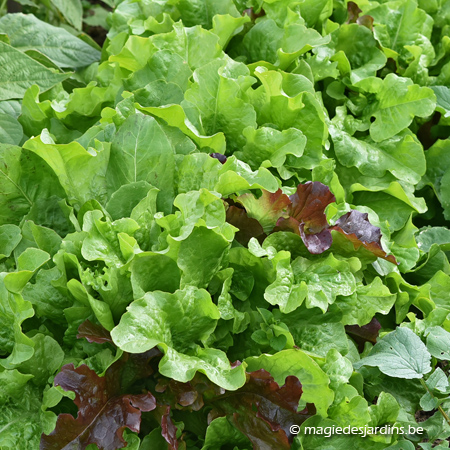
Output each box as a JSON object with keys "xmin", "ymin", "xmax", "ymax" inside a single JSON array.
[{"xmin": 111, "ymin": 287, "xmax": 247, "ymax": 389}]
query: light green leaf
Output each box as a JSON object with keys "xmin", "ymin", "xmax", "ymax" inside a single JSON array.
[
  {"xmin": 177, "ymin": 0, "xmax": 241, "ymax": 28},
  {"xmin": 202, "ymin": 417, "xmax": 251, "ymax": 450},
  {"xmin": 264, "ymin": 251, "xmax": 307, "ymax": 314},
  {"xmin": 106, "ymin": 114, "xmax": 176, "ymax": 212},
  {"xmin": 17, "ymin": 333, "xmax": 64, "ymax": 386},
  {"xmin": 4, "ymin": 247, "xmax": 50, "ymax": 294},
  {"xmin": 236, "ymin": 126, "xmax": 306, "ymax": 171},
  {"xmin": 330, "ymin": 112, "xmax": 426, "ymax": 185},
  {"xmin": 0, "ymin": 274, "xmax": 35, "ymax": 369},
  {"xmin": 0, "ymin": 224, "xmax": 21, "ymax": 259},
  {"xmin": 24, "ymin": 132, "xmax": 109, "ymax": 209},
  {"xmin": 368, "ymin": 0, "xmax": 435, "ymax": 64},
  {"xmin": 81, "ymin": 210, "xmax": 139, "ymax": 268},
  {"xmin": 111, "ymin": 287, "xmax": 246, "ymax": 389},
  {"xmin": 356, "ymin": 73, "xmax": 436, "ymax": 142},
  {"xmin": 183, "ymin": 58, "xmax": 257, "ymax": 151},
  {"xmin": 355, "ymin": 327, "xmax": 432, "ymax": 379},
  {"xmin": 335, "ymin": 278, "xmax": 397, "ymax": 326},
  {"xmin": 137, "ymin": 103, "xmax": 226, "ymax": 153}
]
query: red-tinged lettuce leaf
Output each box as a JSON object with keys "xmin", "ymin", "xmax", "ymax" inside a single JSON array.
[
  {"xmin": 77, "ymin": 319, "xmax": 113, "ymax": 344},
  {"xmin": 156, "ymin": 373, "xmax": 225, "ymax": 411},
  {"xmin": 346, "ymin": 1, "xmax": 374, "ymax": 29},
  {"xmin": 161, "ymin": 405, "xmax": 178, "ymax": 450},
  {"xmin": 276, "ymin": 182, "xmax": 336, "ymax": 254},
  {"xmin": 346, "ymin": 317, "xmax": 382, "ymax": 352},
  {"xmin": 210, "ymin": 153, "xmax": 227, "ymax": 164},
  {"xmin": 226, "ymin": 204, "xmax": 266, "ymax": 246},
  {"xmin": 40, "ymin": 363, "xmax": 157, "ymax": 450},
  {"xmin": 331, "ymin": 210, "xmax": 397, "ymax": 264},
  {"xmin": 235, "ymin": 189, "xmax": 291, "ymax": 233},
  {"xmin": 347, "ymin": 1, "xmax": 362, "ymax": 22},
  {"xmin": 211, "ymin": 369, "xmax": 314, "ymax": 450}
]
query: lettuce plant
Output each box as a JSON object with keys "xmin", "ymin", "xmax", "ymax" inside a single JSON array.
[{"xmin": 1, "ymin": 0, "xmax": 450, "ymax": 449}]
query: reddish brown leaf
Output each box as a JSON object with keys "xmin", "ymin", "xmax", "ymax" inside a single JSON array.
[
  {"xmin": 77, "ymin": 319, "xmax": 113, "ymax": 344},
  {"xmin": 211, "ymin": 369, "xmax": 313, "ymax": 450},
  {"xmin": 287, "ymin": 182, "xmax": 336, "ymax": 233},
  {"xmin": 155, "ymin": 373, "xmax": 225, "ymax": 412},
  {"xmin": 276, "ymin": 182, "xmax": 336, "ymax": 254},
  {"xmin": 40, "ymin": 364, "xmax": 156, "ymax": 450},
  {"xmin": 346, "ymin": 317, "xmax": 382, "ymax": 351},
  {"xmin": 357, "ymin": 15, "xmax": 374, "ymax": 30},
  {"xmin": 331, "ymin": 210, "xmax": 397, "ymax": 264},
  {"xmin": 347, "ymin": 1, "xmax": 362, "ymax": 23},
  {"xmin": 161, "ymin": 405, "xmax": 178, "ymax": 450},
  {"xmin": 226, "ymin": 204, "xmax": 266, "ymax": 246}
]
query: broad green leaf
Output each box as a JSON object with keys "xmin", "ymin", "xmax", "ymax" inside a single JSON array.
[
  {"xmin": 50, "ymin": 0, "xmax": 83, "ymax": 30},
  {"xmin": 297, "ymin": 0, "xmax": 333, "ymax": 26},
  {"xmin": 278, "ymin": 306, "xmax": 349, "ymax": 357},
  {"xmin": 202, "ymin": 417, "xmax": 251, "ymax": 450},
  {"xmin": 4, "ymin": 247, "xmax": 50, "ymax": 294},
  {"xmin": 111, "ymin": 287, "xmax": 247, "ymax": 389},
  {"xmin": 24, "ymin": 132, "xmax": 109, "ymax": 209},
  {"xmin": 177, "ymin": 0, "xmax": 241, "ymax": 28},
  {"xmin": 131, "ymin": 252, "xmax": 181, "ymax": 297},
  {"xmin": 137, "ymin": 103, "xmax": 226, "ymax": 153},
  {"xmin": 368, "ymin": 0, "xmax": 435, "ymax": 64},
  {"xmin": 242, "ymin": 20, "xmax": 329, "ymax": 69},
  {"xmin": 106, "ymin": 114, "xmax": 176, "ymax": 213},
  {"xmin": 17, "ymin": 333, "xmax": 64, "ymax": 386},
  {"xmin": 355, "ymin": 327, "xmax": 432, "ymax": 379},
  {"xmin": 426, "ymin": 326, "xmax": 450, "ymax": 360},
  {"xmin": 0, "ymin": 144, "xmax": 66, "ymax": 226},
  {"xmin": 124, "ymin": 50, "xmax": 193, "ymax": 93},
  {"xmin": 328, "ymin": 23, "xmax": 387, "ymax": 83},
  {"xmin": 292, "ymin": 254, "xmax": 359, "ymax": 312},
  {"xmin": 417, "ymin": 227, "xmax": 450, "ymax": 252},
  {"xmin": 211, "ymin": 14, "xmax": 250, "ymax": 50},
  {"xmin": 264, "ymin": 251, "xmax": 308, "ymax": 314},
  {"xmin": 330, "ymin": 111, "xmax": 426, "ymax": 185},
  {"xmin": 151, "ymin": 22, "xmax": 222, "ymax": 70},
  {"xmin": 0, "ymin": 14, "xmax": 100, "ymax": 67},
  {"xmin": 0, "ymin": 224, "xmax": 21, "ymax": 259},
  {"xmin": 245, "ymin": 349, "xmax": 334, "ymax": 417},
  {"xmin": 334, "ymin": 278, "xmax": 397, "ymax": 326},
  {"xmin": 250, "ymin": 69, "xmax": 327, "ymax": 167},
  {"xmin": 81, "ymin": 210, "xmax": 139, "ymax": 268},
  {"xmin": 0, "ymin": 274, "xmax": 35, "ymax": 369},
  {"xmin": 432, "ymin": 86, "xmax": 450, "ymax": 118},
  {"xmin": 0, "ymin": 113, "xmax": 23, "ymax": 145},
  {"xmin": 183, "ymin": 58, "xmax": 257, "ymax": 151},
  {"xmin": 356, "ymin": 73, "xmax": 436, "ymax": 142},
  {"xmin": 236, "ymin": 126, "xmax": 306, "ymax": 171},
  {"xmin": 22, "ymin": 266, "xmax": 72, "ymax": 324},
  {"xmin": 0, "ymin": 41, "xmax": 68, "ymax": 100}
]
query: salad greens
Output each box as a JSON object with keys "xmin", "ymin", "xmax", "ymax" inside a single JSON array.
[{"xmin": 1, "ymin": 0, "xmax": 450, "ymax": 448}]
